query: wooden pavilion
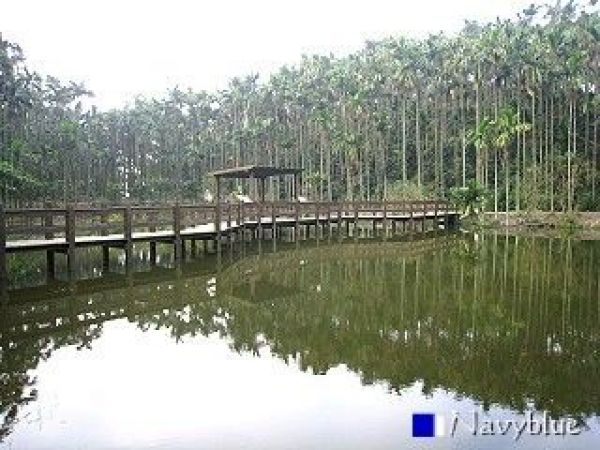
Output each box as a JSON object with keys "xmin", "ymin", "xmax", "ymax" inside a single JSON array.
[
  {"xmin": 209, "ymin": 165, "xmax": 303, "ymax": 237},
  {"xmin": 210, "ymin": 165, "xmax": 303, "ymax": 203}
]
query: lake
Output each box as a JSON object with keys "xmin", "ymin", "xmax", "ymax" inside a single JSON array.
[{"xmin": 1, "ymin": 232, "xmax": 599, "ymax": 449}]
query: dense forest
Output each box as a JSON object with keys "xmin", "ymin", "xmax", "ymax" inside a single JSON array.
[{"xmin": 0, "ymin": 1, "xmax": 598, "ymax": 211}]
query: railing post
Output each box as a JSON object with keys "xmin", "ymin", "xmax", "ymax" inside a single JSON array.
[
  {"xmin": 345, "ymin": 203, "xmax": 350, "ymax": 235},
  {"xmin": 173, "ymin": 202, "xmax": 182, "ymax": 261},
  {"xmin": 434, "ymin": 200, "xmax": 439, "ymax": 230},
  {"xmin": 224, "ymin": 203, "xmax": 230, "ymax": 248},
  {"xmin": 0, "ymin": 203, "xmax": 7, "ymax": 299},
  {"xmin": 44, "ymin": 202, "xmax": 54, "ymax": 240},
  {"xmin": 44, "ymin": 201, "xmax": 55, "ymax": 280},
  {"xmin": 66, "ymin": 205, "xmax": 76, "ymax": 278},
  {"xmin": 409, "ymin": 201, "xmax": 414, "ymax": 231},
  {"xmin": 237, "ymin": 202, "xmax": 244, "ymax": 241},
  {"xmin": 124, "ymin": 205, "xmax": 133, "ymax": 270},
  {"xmin": 294, "ymin": 202, "xmax": 300, "ymax": 241},
  {"xmin": 353, "ymin": 202, "xmax": 358, "ymax": 238},
  {"xmin": 372, "ymin": 203, "xmax": 377, "ymax": 236},
  {"xmin": 383, "ymin": 201, "xmax": 388, "ymax": 239},
  {"xmin": 101, "ymin": 206, "xmax": 111, "ymax": 271},
  {"xmin": 215, "ymin": 202, "xmax": 221, "ymax": 253},
  {"xmin": 257, "ymin": 202, "xmax": 263, "ymax": 240},
  {"xmin": 270, "ymin": 203, "xmax": 277, "ymax": 241},
  {"xmin": 315, "ymin": 203, "xmax": 320, "ymax": 240},
  {"xmin": 400, "ymin": 202, "xmax": 406, "ymax": 232},
  {"xmin": 422, "ymin": 201, "xmax": 427, "ymax": 232},
  {"xmin": 326, "ymin": 202, "xmax": 331, "ymax": 236},
  {"xmin": 148, "ymin": 209, "xmax": 157, "ymax": 266},
  {"xmin": 444, "ymin": 200, "xmax": 450, "ymax": 229}
]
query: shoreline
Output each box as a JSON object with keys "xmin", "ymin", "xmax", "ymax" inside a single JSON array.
[{"xmin": 463, "ymin": 211, "xmax": 600, "ymax": 239}]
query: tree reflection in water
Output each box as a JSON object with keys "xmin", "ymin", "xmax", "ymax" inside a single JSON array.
[{"xmin": 1, "ymin": 233, "xmax": 599, "ymax": 440}]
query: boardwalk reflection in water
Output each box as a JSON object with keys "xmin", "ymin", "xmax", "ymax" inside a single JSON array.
[{"xmin": 1, "ymin": 234, "xmax": 599, "ymax": 449}]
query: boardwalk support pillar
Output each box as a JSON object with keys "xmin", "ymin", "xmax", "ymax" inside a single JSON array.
[
  {"xmin": 47, "ymin": 251, "xmax": 55, "ymax": 281},
  {"xmin": 448, "ymin": 213, "xmax": 459, "ymax": 230},
  {"xmin": 103, "ymin": 246, "xmax": 110, "ymax": 271}
]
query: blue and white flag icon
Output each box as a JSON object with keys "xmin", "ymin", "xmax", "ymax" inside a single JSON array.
[{"xmin": 412, "ymin": 413, "xmax": 446, "ymax": 437}]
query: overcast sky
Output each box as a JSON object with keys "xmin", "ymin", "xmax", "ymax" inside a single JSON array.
[{"xmin": 1, "ymin": 0, "xmax": 546, "ymax": 109}]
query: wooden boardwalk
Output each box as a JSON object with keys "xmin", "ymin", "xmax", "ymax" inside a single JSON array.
[{"xmin": 0, "ymin": 200, "xmax": 458, "ymax": 291}]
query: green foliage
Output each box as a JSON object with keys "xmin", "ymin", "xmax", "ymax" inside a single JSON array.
[
  {"xmin": 0, "ymin": 160, "xmax": 44, "ymax": 198},
  {"xmin": 0, "ymin": 1, "xmax": 598, "ymax": 209},
  {"xmin": 386, "ymin": 180, "xmax": 429, "ymax": 201},
  {"xmin": 449, "ymin": 181, "xmax": 488, "ymax": 216},
  {"xmin": 558, "ymin": 211, "xmax": 583, "ymax": 230},
  {"xmin": 492, "ymin": 107, "xmax": 531, "ymax": 150},
  {"xmin": 519, "ymin": 166, "xmax": 544, "ymax": 211},
  {"xmin": 578, "ymin": 191, "xmax": 600, "ymax": 211}
]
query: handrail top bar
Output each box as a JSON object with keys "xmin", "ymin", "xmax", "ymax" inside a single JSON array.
[
  {"xmin": 5, "ymin": 208, "xmax": 67, "ymax": 213},
  {"xmin": 3, "ymin": 199, "xmax": 450, "ymax": 213}
]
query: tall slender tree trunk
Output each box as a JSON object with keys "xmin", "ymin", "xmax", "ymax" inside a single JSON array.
[
  {"xmin": 505, "ymin": 147, "xmax": 509, "ymax": 225},
  {"xmin": 461, "ymin": 89, "xmax": 466, "ymax": 187},
  {"xmin": 475, "ymin": 63, "xmax": 481, "ymax": 185},
  {"xmin": 402, "ymin": 95, "xmax": 407, "ymax": 183},
  {"xmin": 494, "ymin": 91, "xmax": 498, "ymax": 217},
  {"xmin": 550, "ymin": 95, "xmax": 555, "ymax": 211},
  {"xmin": 593, "ymin": 109, "xmax": 597, "ymax": 204},
  {"xmin": 416, "ymin": 92, "xmax": 422, "ymax": 188},
  {"xmin": 516, "ymin": 102, "xmax": 521, "ymax": 211},
  {"xmin": 572, "ymin": 96, "xmax": 577, "ymax": 210},
  {"xmin": 568, "ymin": 96, "xmax": 573, "ymax": 211}
]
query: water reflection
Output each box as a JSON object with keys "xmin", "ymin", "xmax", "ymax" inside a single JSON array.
[{"xmin": 1, "ymin": 233, "xmax": 599, "ymax": 448}]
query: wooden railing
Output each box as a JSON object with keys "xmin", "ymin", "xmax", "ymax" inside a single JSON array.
[{"xmin": 0, "ymin": 200, "xmax": 454, "ymax": 244}]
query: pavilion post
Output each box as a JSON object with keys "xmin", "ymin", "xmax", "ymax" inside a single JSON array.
[
  {"xmin": 293, "ymin": 173, "xmax": 299, "ymax": 201},
  {"xmin": 259, "ymin": 177, "xmax": 266, "ymax": 203}
]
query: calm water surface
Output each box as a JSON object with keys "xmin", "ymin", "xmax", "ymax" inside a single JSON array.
[{"xmin": 1, "ymin": 233, "xmax": 599, "ymax": 449}]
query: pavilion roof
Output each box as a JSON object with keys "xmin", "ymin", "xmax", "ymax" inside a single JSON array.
[{"xmin": 209, "ymin": 165, "xmax": 302, "ymax": 179}]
